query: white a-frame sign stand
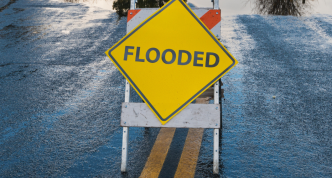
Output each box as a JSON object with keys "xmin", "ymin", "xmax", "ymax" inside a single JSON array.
[
  {"xmin": 120, "ymin": 0, "xmax": 224, "ymax": 174},
  {"xmin": 121, "ymin": 80, "xmax": 222, "ymax": 174}
]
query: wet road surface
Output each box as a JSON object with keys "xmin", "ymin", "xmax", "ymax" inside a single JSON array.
[
  {"xmin": 218, "ymin": 15, "xmax": 332, "ymax": 177},
  {"xmin": 1, "ymin": 0, "xmax": 332, "ymax": 177}
]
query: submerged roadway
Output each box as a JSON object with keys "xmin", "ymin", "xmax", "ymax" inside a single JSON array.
[{"xmin": 1, "ymin": 0, "xmax": 332, "ymax": 177}]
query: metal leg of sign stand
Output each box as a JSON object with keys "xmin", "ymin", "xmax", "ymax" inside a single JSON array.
[
  {"xmin": 121, "ymin": 127, "xmax": 129, "ymax": 172},
  {"xmin": 213, "ymin": 0, "xmax": 219, "ymax": 9},
  {"xmin": 121, "ymin": 80, "xmax": 131, "ymax": 172},
  {"xmin": 212, "ymin": 1, "xmax": 220, "ymax": 173},
  {"xmin": 213, "ymin": 81, "xmax": 219, "ymax": 174},
  {"xmin": 130, "ymin": 0, "xmax": 136, "ymax": 10},
  {"xmin": 122, "ymin": 0, "xmax": 136, "ymax": 172},
  {"xmin": 219, "ymin": 79, "xmax": 224, "ymax": 136},
  {"xmin": 213, "ymin": 129, "xmax": 219, "ymax": 174}
]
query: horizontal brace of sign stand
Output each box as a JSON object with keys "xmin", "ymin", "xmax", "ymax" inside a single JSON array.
[{"xmin": 121, "ymin": 103, "xmax": 220, "ymax": 128}]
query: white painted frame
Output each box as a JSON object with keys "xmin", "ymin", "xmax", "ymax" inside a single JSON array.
[{"xmin": 121, "ymin": 103, "xmax": 220, "ymax": 128}]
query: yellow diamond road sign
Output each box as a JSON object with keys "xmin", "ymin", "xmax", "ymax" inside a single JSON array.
[{"xmin": 105, "ymin": 0, "xmax": 238, "ymax": 125}]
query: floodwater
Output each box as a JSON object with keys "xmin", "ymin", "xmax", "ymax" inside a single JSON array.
[{"xmin": 1, "ymin": 0, "xmax": 332, "ymax": 177}]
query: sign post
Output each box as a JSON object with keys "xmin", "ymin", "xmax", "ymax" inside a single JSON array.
[{"xmin": 106, "ymin": 0, "xmax": 238, "ymax": 174}]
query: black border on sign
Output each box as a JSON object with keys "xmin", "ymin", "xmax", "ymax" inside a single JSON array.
[{"xmin": 108, "ymin": 0, "xmax": 236, "ymax": 122}]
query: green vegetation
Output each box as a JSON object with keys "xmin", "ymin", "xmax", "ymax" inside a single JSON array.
[
  {"xmin": 250, "ymin": 0, "xmax": 311, "ymax": 16},
  {"xmin": 112, "ymin": 0, "xmax": 131, "ymax": 18}
]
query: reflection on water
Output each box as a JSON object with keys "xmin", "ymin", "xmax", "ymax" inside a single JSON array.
[
  {"xmin": 250, "ymin": 0, "xmax": 312, "ymax": 16},
  {"xmin": 60, "ymin": 0, "xmax": 114, "ymax": 13}
]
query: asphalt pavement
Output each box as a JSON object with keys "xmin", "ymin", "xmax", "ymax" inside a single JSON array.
[{"xmin": 1, "ymin": 0, "xmax": 332, "ymax": 177}]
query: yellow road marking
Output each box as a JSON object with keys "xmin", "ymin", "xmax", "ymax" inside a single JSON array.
[
  {"xmin": 174, "ymin": 98, "xmax": 208, "ymax": 178},
  {"xmin": 174, "ymin": 128, "xmax": 204, "ymax": 178},
  {"xmin": 140, "ymin": 98, "xmax": 209, "ymax": 177},
  {"xmin": 140, "ymin": 128, "xmax": 176, "ymax": 178}
]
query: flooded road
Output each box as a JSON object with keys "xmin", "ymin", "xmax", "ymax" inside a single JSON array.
[
  {"xmin": 217, "ymin": 14, "xmax": 332, "ymax": 177},
  {"xmin": 1, "ymin": 0, "xmax": 332, "ymax": 177},
  {"xmin": 0, "ymin": 0, "xmax": 152, "ymax": 177}
]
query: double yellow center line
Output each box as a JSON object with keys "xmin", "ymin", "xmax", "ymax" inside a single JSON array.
[
  {"xmin": 139, "ymin": 98, "xmax": 209, "ymax": 178},
  {"xmin": 140, "ymin": 128, "xmax": 176, "ymax": 177}
]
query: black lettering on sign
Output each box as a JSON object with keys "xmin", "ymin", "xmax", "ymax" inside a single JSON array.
[
  {"xmin": 178, "ymin": 50, "xmax": 191, "ymax": 65},
  {"xmin": 124, "ymin": 46, "xmax": 134, "ymax": 61},
  {"xmin": 206, "ymin": 52, "xmax": 219, "ymax": 67},
  {"xmin": 135, "ymin": 47, "xmax": 144, "ymax": 62},
  {"xmin": 146, "ymin": 48, "xmax": 160, "ymax": 63},
  {"xmin": 193, "ymin": 51, "xmax": 204, "ymax": 67},
  {"xmin": 162, "ymin": 49, "xmax": 176, "ymax": 64},
  {"xmin": 123, "ymin": 46, "xmax": 220, "ymax": 68}
]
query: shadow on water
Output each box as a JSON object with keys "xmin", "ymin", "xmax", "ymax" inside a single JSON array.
[
  {"xmin": 248, "ymin": 0, "xmax": 314, "ymax": 16},
  {"xmin": 0, "ymin": 0, "xmax": 18, "ymax": 13}
]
